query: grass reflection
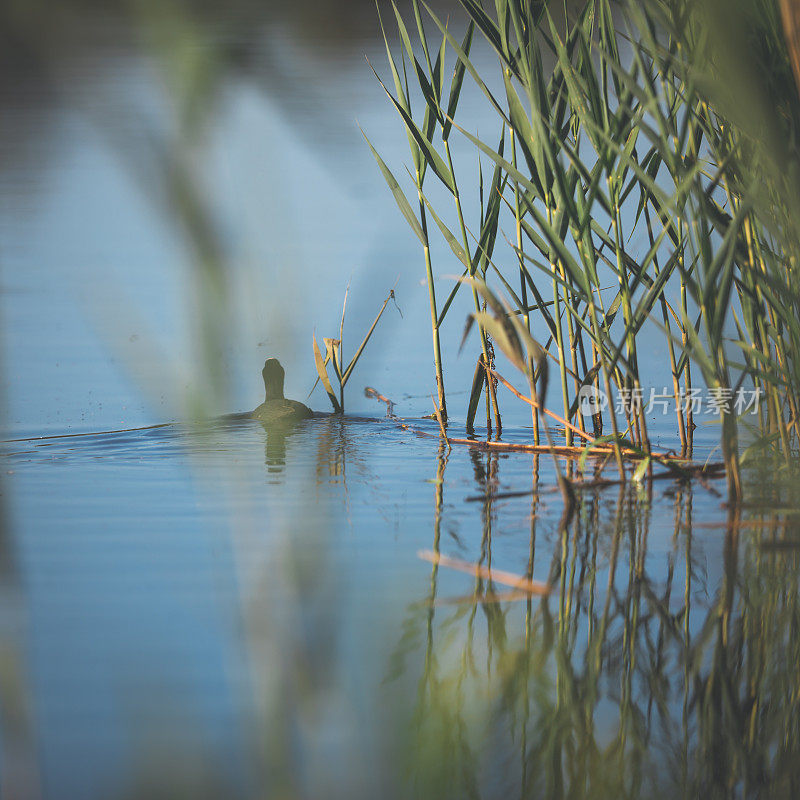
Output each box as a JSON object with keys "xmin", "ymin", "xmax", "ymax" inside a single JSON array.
[
  {"xmin": 1, "ymin": 412, "xmax": 799, "ymax": 797},
  {"xmin": 397, "ymin": 446, "xmax": 800, "ymax": 798}
]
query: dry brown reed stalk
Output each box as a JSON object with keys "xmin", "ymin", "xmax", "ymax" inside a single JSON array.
[
  {"xmin": 441, "ymin": 436, "xmax": 611, "ymax": 457},
  {"xmin": 417, "ymin": 549, "xmax": 550, "ymax": 595},
  {"xmin": 482, "ymin": 366, "xmax": 704, "ymax": 474},
  {"xmin": 485, "ymin": 366, "xmax": 596, "ymax": 444},
  {"xmin": 570, "ymin": 462, "xmax": 726, "ymax": 489},
  {"xmin": 364, "ymin": 384, "xmax": 723, "ymax": 483}
]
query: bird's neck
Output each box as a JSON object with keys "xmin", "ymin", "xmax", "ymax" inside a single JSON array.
[{"xmin": 264, "ymin": 385, "xmax": 284, "ymax": 401}]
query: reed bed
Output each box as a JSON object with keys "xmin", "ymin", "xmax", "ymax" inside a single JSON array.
[{"xmin": 368, "ymin": 0, "xmax": 800, "ymax": 500}]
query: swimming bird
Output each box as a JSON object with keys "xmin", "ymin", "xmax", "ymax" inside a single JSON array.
[{"xmin": 251, "ymin": 358, "xmax": 313, "ymax": 424}]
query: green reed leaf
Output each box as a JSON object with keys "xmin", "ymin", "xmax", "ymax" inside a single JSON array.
[
  {"xmin": 369, "ymin": 61, "xmax": 456, "ymax": 195},
  {"xmin": 360, "ymin": 126, "xmax": 426, "ymax": 246},
  {"xmin": 313, "ymin": 336, "xmax": 342, "ymax": 414}
]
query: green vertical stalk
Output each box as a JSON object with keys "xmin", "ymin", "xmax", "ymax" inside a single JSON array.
[
  {"xmin": 417, "ymin": 188, "xmax": 447, "ymax": 424},
  {"xmin": 547, "ymin": 202, "xmax": 572, "ymax": 447},
  {"xmin": 589, "ymin": 285, "xmax": 627, "ymax": 479},
  {"xmin": 644, "ymin": 203, "xmax": 687, "ymax": 453},
  {"xmin": 559, "ymin": 260, "xmax": 585, "ymax": 437},
  {"xmin": 443, "ymin": 139, "xmax": 501, "ymax": 432},
  {"xmin": 741, "ymin": 213, "xmax": 792, "ymax": 460},
  {"xmin": 511, "ymin": 128, "xmax": 540, "ymax": 445},
  {"xmin": 611, "ymin": 200, "xmax": 648, "ymax": 454},
  {"xmin": 679, "ymin": 227, "xmax": 693, "ymax": 455}
]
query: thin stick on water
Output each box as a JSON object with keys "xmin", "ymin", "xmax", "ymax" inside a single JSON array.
[{"xmin": 417, "ymin": 550, "xmax": 550, "ymax": 595}]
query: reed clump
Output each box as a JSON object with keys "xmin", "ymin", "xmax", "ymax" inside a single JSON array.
[{"xmin": 368, "ymin": 0, "xmax": 800, "ymax": 500}]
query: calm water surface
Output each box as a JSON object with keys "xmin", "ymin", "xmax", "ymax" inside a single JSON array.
[
  {"xmin": 4, "ymin": 413, "xmax": 798, "ymax": 798},
  {"xmin": 2, "ymin": 3, "xmax": 800, "ymax": 798}
]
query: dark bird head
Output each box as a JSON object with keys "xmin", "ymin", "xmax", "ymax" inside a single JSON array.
[{"xmin": 262, "ymin": 358, "xmax": 286, "ymax": 401}]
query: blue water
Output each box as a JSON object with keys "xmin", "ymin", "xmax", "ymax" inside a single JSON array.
[
  {"xmin": 1, "ymin": 4, "xmax": 799, "ymax": 798},
  {"xmin": 1, "ymin": 411, "xmax": 747, "ymax": 798}
]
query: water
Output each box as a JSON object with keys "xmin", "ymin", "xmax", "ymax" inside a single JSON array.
[
  {"xmin": 4, "ymin": 414, "xmax": 798, "ymax": 798},
  {"xmin": 2, "ymin": 2, "xmax": 800, "ymax": 798}
]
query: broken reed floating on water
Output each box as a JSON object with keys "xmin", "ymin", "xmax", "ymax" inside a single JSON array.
[
  {"xmin": 417, "ymin": 549, "xmax": 550, "ymax": 595},
  {"xmin": 366, "ymin": 383, "xmax": 726, "ymax": 487}
]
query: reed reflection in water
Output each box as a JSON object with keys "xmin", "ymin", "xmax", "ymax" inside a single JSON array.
[
  {"xmin": 1, "ymin": 416, "xmax": 799, "ymax": 797},
  {"xmin": 395, "ymin": 439, "xmax": 800, "ymax": 799}
]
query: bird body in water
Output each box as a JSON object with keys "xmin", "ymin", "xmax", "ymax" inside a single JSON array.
[{"xmin": 251, "ymin": 358, "xmax": 313, "ymax": 424}]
